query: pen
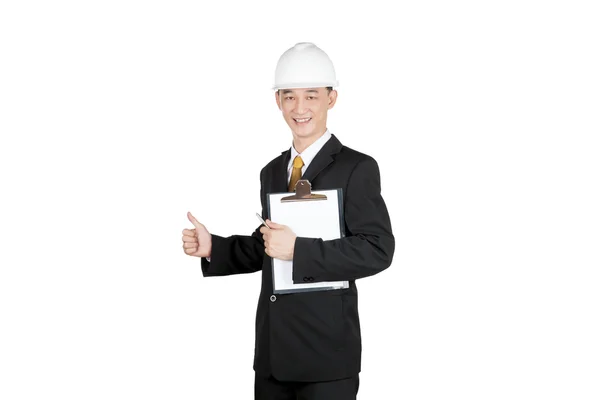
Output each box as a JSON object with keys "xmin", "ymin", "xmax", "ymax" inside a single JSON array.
[{"xmin": 256, "ymin": 213, "xmax": 271, "ymax": 229}]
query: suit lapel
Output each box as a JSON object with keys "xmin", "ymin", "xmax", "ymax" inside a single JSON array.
[
  {"xmin": 301, "ymin": 134, "xmax": 343, "ymax": 184},
  {"xmin": 272, "ymin": 148, "xmax": 291, "ymax": 193}
]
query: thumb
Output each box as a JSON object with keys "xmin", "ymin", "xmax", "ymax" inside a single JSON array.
[{"xmin": 187, "ymin": 212, "xmax": 203, "ymax": 230}]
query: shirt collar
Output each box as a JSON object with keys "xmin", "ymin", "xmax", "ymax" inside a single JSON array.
[{"xmin": 289, "ymin": 129, "xmax": 332, "ymax": 170}]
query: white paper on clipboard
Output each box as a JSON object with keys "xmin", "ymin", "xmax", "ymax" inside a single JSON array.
[{"xmin": 267, "ymin": 188, "xmax": 349, "ymax": 294}]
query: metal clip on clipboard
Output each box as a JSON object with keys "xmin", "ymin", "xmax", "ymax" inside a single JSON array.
[{"xmin": 281, "ymin": 179, "xmax": 327, "ymax": 202}]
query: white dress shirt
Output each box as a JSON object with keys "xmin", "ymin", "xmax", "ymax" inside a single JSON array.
[{"xmin": 287, "ymin": 129, "xmax": 332, "ymax": 184}]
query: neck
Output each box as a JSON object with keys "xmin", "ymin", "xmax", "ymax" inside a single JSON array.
[{"xmin": 293, "ymin": 129, "xmax": 326, "ymax": 154}]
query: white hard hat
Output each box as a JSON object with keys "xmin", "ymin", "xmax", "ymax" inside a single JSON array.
[{"xmin": 272, "ymin": 42, "xmax": 338, "ymax": 90}]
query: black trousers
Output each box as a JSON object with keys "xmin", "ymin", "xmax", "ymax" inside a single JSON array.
[{"xmin": 254, "ymin": 373, "xmax": 359, "ymax": 400}]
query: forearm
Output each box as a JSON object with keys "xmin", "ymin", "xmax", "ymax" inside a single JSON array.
[
  {"xmin": 201, "ymin": 227, "xmax": 264, "ymax": 277},
  {"xmin": 292, "ymin": 232, "xmax": 394, "ymax": 282}
]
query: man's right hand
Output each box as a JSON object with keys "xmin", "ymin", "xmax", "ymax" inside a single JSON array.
[{"xmin": 182, "ymin": 212, "xmax": 212, "ymax": 258}]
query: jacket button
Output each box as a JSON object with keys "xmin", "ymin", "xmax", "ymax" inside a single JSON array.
[
  {"xmin": 270, "ymin": 295, "xmax": 276, "ymax": 302},
  {"xmin": 309, "ymin": 277, "xmax": 314, "ymax": 282},
  {"xmin": 303, "ymin": 277, "xmax": 309, "ymax": 282}
]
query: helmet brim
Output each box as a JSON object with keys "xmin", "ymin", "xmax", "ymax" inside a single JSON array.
[{"xmin": 272, "ymin": 81, "xmax": 339, "ymax": 91}]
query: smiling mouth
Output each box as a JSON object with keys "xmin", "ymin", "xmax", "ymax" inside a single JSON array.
[{"xmin": 293, "ymin": 117, "xmax": 312, "ymax": 124}]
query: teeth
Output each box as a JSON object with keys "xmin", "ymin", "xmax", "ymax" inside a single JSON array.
[{"xmin": 295, "ymin": 118, "xmax": 311, "ymax": 123}]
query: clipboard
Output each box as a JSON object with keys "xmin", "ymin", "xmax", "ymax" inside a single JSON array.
[{"xmin": 267, "ymin": 179, "xmax": 349, "ymax": 294}]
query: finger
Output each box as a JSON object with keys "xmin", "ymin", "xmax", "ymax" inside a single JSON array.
[
  {"xmin": 184, "ymin": 247, "xmax": 198, "ymax": 254},
  {"xmin": 182, "ymin": 228, "xmax": 196, "ymax": 236},
  {"xmin": 183, "ymin": 242, "xmax": 198, "ymax": 249},
  {"xmin": 187, "ymin": 212, "xmax": 204, "ymax": 231},
  {"xmin": 182, "ymin": 235, "xmax": 197, "ymax": 243}
]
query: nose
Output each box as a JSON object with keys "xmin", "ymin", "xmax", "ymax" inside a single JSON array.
[{"xmin": 294, "ymin": 97, "xmax": 307, "ymax": 114}]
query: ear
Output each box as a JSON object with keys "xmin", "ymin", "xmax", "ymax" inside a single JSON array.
[
  {"xmin": 327, "ymin": 89, "xmax": 338, "ymax": 110},
  {"xmin": 275, "ymin": 90, "xmax": 282, "ymax": 110}
]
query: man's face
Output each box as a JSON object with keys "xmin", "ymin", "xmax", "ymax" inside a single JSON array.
[{"xmin": 276, "ymin": 87, "xmax": 337, "ymax": 141}]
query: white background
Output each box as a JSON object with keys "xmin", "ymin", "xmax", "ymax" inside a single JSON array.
[{"xmin": 1, "ymin": 1, "xmax": 599, "ymax": 399}]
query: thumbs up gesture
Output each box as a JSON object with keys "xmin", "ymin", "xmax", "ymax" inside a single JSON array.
[{"xmin": 182, "ymin": 212, "xmax": 212, "ymax": 258}]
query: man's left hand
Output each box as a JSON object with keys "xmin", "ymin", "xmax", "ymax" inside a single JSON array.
[{"xmin": 260, "ymin": 220, "xmax": 296, "ymax": 260}]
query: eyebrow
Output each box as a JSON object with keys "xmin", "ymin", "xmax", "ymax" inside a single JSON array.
[{"xmin": 281, "ymin": 89, "xmax": 320, "ymax": 95}]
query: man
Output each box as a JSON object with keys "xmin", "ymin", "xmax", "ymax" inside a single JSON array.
[{"xmin": 182, "ymin": 42, "xmax": 394, "ymax": 400}]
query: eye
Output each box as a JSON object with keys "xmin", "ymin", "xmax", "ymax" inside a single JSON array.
[
  {"xmin": 285, "ymin": 96, "xmax": 294, "ymax": 100},
  {"xmin": 307, "ymin": 96, "xmax": 316, "ymax": 100}
]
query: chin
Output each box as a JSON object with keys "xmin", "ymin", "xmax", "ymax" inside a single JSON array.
[
  {"xmin": 292, "ymin": 130, "xmax": 318, "ymax": 139},
  {"xmin": 289, "ymin": 122, "xmax": 315, "ymax": 136},
  {"xmin": 294, "ymin": 128, "xmax": 314, "ymax": 135}
]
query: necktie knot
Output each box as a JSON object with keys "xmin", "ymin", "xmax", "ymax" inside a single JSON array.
[{"xmin": 293, "ymin": 156, "xmax": 304, "ymax": 168}]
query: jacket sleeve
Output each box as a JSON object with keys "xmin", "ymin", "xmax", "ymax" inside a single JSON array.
[
  {"xmin": 200, "ymin": 229, "xmax": 264, "ymax": 276},
  {"xmin": 201, "ymin": 169, "xmax": 267, "ymax": 277},
  {"xmin": 292, "ymin": 157, "xmax": 395, "ymax": 283}
]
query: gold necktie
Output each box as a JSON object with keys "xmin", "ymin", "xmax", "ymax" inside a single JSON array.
[{"xmin": 288, "ymin": 156, "xmax": 304, "ymax": 192}]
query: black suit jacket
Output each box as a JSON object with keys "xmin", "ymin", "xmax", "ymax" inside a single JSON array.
[{"xmin": 201, "ymin": 134, "xmax": 394, "ymax": 382}]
